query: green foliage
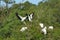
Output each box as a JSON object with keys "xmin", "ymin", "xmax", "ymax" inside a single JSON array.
[{"xmin": 0, "ymin": 0, "xmax": 60, "ymax": 40}]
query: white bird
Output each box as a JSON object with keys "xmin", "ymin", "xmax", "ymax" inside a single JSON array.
[
  {"xmin": 16, "ymin": 13, "xmax": 27, "ymax": 22},
  {"xmin": 39, "ymin": 23, "xmax": 44, "ymax": 28},
  {"xmin": 41, "ymin": 26, "xmax": 47, "ymax": 35},
  {"xmin": 28, "ymin": 13, "xmax": 34, "ymax": 22},
  {"xmin": 48, "ymin": 26, "xmax": 53, "ymax": 30},
  {"xmin": 20, "ymin": 27, "xmax": 27, "ymax": 32}
]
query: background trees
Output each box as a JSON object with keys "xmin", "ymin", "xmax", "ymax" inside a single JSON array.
[{"xmin": 0, "ymin": 0, "xmax": 60, "ymax": 40}]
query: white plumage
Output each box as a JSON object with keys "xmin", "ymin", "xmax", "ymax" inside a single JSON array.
[
  {"xmin": 48, "ymin": 26, "xmax": 53, "ymax": 30},
  {"xmin": 28, "ymin": 15, "xmax": 32, "ymax": 22},
  {"xmin": 39, "ymin": 23, "xmax": 44, "ymax": 28},
  {"xmin": 16, "ymin": 13, "xmax": 27, "ymax": 22},
  {"xmin": 28, "ymin": 13, "xmax": 34, "ymax": 22},
  {"xmin": 20, "ymin": 27, "xmax": 27, "ymax": 32},
  {"xmin": 18, "ymin": 15, "xmax": 27, "ymax": 22},
  {"xmin": 41, "ymin": 26, "xmax": 47, "ymax": 35},
  {"xmin": 30, "ymin": 13, "xmax": 34, "ymax": 19}
]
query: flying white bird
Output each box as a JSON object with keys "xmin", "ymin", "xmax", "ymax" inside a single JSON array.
[
  {"xmin": 41, "ymin": 26, "xmax": 47, "ymax": 35},
  {"xmin": 39, "ymin": 23, "xmax": 44, "ymax": 28},
  {"xmin": 28, "ymin": 12, "xmax": 34, "ymax": 22},
  {"xmin": 48, "ymin": 26, "xmax": 53, "ymax": 30},
  {"xmin": 16, "ymin": 13, "xmax": 27, "ymax": 22},
  {"xmin": 20, "ymin": 27, "xmax": 27, "ymax": 32}
]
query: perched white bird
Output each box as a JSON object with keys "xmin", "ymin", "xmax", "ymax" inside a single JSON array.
[
  {"xmin": 16, "ymin": 13, "xmax": 27, "ymax": 22},
  {"xmin": 28, "ymin": 13, "xmax": 34, "ymax": 22},
  {"xmin": 41, "ymin": 26, "xmax": 47, "ymax": 35},
  {"xmin": 39, "ymin": 23, "xmax": 44, "ymax": 28},
  {"xmin": 48, "ymin": 26, "xmax": 53, "ymax": 30},
  {"xmin": 20, "ymin": 27, "xmax": 27, "ymax": 32}
]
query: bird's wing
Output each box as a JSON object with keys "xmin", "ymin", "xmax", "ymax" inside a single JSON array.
[
  {"xmin": 16, "ymin": 13, "xmax": 22, "ymax": 20},
  {"xmin": 30, "ymin": 13, "xmax": 33, "ymax": 19},
  {"xmin": 18, "ymin": 15, "xmax": 23, "ymax": 19},
  {"xmin": 23, "ymin": 16, "xmax": 27, "ymax": 20},
  {"xmin": 28, "ymin": 16, "xmax": 32, "ymax": 22}
]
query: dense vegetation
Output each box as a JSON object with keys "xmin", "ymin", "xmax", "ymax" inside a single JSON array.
[{"xmin": 0, "ymin": 0, "xmax": 60, "ymax": 40}]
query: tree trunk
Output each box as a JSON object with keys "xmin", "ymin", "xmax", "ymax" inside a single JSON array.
[
  {"xmin": 0, "ymin": 0, "xmax": 1, "ymax": 7},
  {"xmin": 6, "ymin": 3, "xmax": 8, "ymax": 15}
]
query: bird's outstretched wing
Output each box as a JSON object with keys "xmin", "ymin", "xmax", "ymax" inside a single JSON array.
[
  {"xmin": 16, "ymin": 13, "xmax": 27, "ymax": 21},
  {"xmin": 28, "ymin": 13, "xmax": 34, "ymax": 22}
]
